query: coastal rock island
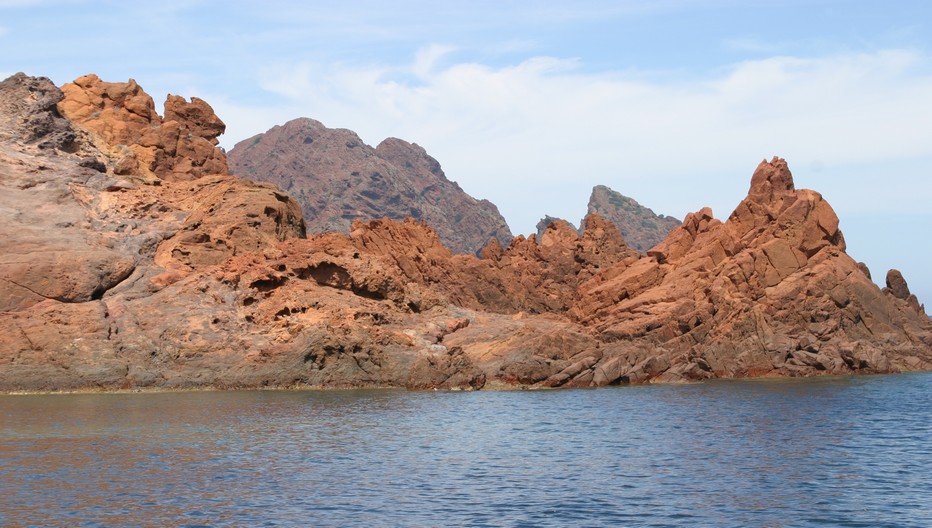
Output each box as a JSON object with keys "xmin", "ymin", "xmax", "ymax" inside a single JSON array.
[{"xmin": 1, "ymin": 73, "xmax": 930, "ymax": 392}]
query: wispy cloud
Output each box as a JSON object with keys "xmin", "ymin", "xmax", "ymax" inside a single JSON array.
[
  {"xmin": 412, "ymin": 44, "xmax": 456, "ymax": 80},
  {"xmin": 212, "ymin": 47, "xmax": 932, "ymax": 239}
]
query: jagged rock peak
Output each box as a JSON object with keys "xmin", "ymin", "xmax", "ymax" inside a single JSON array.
[
  {"xmin": 536, "ymin": 215, "xmax": 575, "ymax": 240},
  {"xmin": 585, "ymin": 184, "xmax": 681, "ymax": 253},
  {"xmin": 748, "ymin": 156, "xmax": 795, "ymax": 204},
  {"xmin": 164, "ymin": 95, "xmax": 226, "ymax": 140},
  {"xmin": 886, "ymin": 269, "xmax": 911, "ymax": 300},
  {"xmin": 58, "ymin": 73, "xmax": 229, "ymax": 181},
  {"xmin": 885, "ymin": 269, "xmax": 924, "ymax": 314}
]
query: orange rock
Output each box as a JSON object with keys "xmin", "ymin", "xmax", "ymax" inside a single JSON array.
[
  {"xmin": 59, "ymin": 74, "xmax": 229, "ymax": 181},
  {"xmin": 571, "ymin": 157, "xmax": 931, "ymax": 383}
]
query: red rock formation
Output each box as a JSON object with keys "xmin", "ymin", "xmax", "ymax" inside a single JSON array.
[
  {"xmin": 344, "ymin": 212, "xmax": 638, "ymax": 314},
  {"xmin": 0, "ymin": 73, "xmax": 930, "ymax": 393},
  {"xmin": 564, "ymin": 157, "xmax": 932, "ymax": 385},
  {"xmin": 53, "ymin": 74, "xmax": 305, "ymax": 272},
  {"xmin": 58, "ymin": 74, "xmax": 229, "ymax": 181},
  {"xmin": 0, "ymin": 74, "xmax": 134, "ymax": 312},
  {"xmin": 0, "ymin": 74, "xmax": 305, "ymax": 392}
]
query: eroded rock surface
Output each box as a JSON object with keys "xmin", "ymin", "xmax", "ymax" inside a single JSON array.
[
  {"xmin": 1, "ymin": 73, "xmax": 306, "ymax": 390},
  {"xmin": 564, "ymin": 158, "xmax": 932, "ymax": 385},
  {"xmin": 58, "ymin": 74, "xmax": 229, "ymax": 181}
]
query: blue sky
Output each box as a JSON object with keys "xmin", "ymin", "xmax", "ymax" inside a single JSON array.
[{"xmin": 2, "ymin": 0, "xmax": 931, "ymax": 303}]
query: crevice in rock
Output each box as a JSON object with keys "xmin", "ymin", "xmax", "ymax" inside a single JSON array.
[{"xmin": 1, "ymin": 276, "xmax": 57, "ymax": 301}]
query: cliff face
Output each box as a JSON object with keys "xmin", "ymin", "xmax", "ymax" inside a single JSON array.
[
  {"xmin": 0, "ymin": 73, "xmax": 305, "ymax": 389},
  {"xmin": 585, "ymin": 184, "xmax": 681, "ymax": 253},
  {"xmin": 560, "ymin": 158, "xmax": 932, "ymax": 385},
  {"xmin": 1, "ymin": 73, "xmax": 930, "ymax": 392},
  {"xmin": 58, "ymin": 74, "xmax": 229, "ymax": 182},
  {"xmin": 227, "ymin": 118, "xmax": 512, "ymax": 255}
]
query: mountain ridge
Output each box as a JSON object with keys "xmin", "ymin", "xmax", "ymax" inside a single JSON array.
[{"xmin": 228, "ymin": 117, "xmax": 512, "ymax": 255}]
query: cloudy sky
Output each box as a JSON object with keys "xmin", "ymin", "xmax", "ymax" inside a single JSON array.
[{"xmin": 2, "ymin": 0, "xmax": 931, "ymax": 302}]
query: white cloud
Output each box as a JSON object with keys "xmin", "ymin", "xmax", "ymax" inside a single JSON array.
[
  {"xmin": 214, "ymin": 47, "xmax": 932, "ymax": 240},
  {"xmin": 412, "ymin": 44, "xmax": 456, "ymax": 79}
]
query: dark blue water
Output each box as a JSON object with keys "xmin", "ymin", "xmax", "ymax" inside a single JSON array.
[{"xmin": 2, "ymin": 373, "xmax": 932, "ymax": 527}]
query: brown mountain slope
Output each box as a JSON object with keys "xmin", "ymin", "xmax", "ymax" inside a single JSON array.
[
  {"xmin": 227, "ymin": 118, "xmax": 512, "ymax": 255},
  {"xmin": 0, "ymin": 73, "xmax": 929, "ymax": 392},
  {"xmin": 586, "ymin": 184, "xmax": 681, "ymax": 253}
]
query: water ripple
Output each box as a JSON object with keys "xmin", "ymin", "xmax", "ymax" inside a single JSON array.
[{"xmin": 2, "ymin": 374, "xmax": 932, "ymax": 526}]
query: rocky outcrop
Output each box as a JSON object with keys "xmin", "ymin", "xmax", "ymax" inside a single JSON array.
[
  {"xmin": 346, "ymin": 212, "xmax": 639, "ymax": 315},
  {"xmin": 561, "ymin": 158, "xmax": 932, "ymax": 385},
  {"xmin": 535, "ymin": 215, "xmax": 574, "ymax": 240},
  {"xmin": 585, "ymin": 184, "xmax": 681, "ymax": 253},
  {"xmin": 0, "ymin": 73, "xmax": 82, "ymax": 152},
  {"xmin": 227, "ymin": 118, "xmax": 512, "ymax": 255},
  {"xmin": 1, "ymin": 74, "xmax": 930, "ymax": 393},
  {"xmin": 0, "ymin": 73, "xmax": 304, "ymax": 368},
  {"xmin": 885, "ymin": 269, "xmax": 924, "ymax": 314},
  {"xmin": 0, "ymin": 74, "xmax": 134, "ymax": 312},
  {"xmin": 58, "ymin": 74, "xmax": 229, "ymax": 181}
]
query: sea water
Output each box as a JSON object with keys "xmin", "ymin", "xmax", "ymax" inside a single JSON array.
[{"xmin": 2, "ymin": 373, "xmax": 931, "ymax": 527}]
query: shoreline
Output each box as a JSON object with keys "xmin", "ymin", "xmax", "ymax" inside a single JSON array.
[{"xmin": 2, "ymin": 369, "xmax": 917, "ymax": 397}]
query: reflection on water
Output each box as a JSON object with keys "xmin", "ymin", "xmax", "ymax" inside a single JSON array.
[{"xmin": 2, "ymin": 374, "xmax": 932, "ymax": 527}]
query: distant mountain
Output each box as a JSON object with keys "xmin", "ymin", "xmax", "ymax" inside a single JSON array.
[
  {"xmin": 535, "ymin": 186, "xmax": 679, "ymax": 253},
  {"xmin": 586, "ymin": 185, "xmax": 681, "ymax": 253},
  {"xmin": 536, "ymin": 215, "xmax": 575, "ymax": 240},
  {"xmin": 227, "ymin": 118, "xmax": 512, "ymax": 255}
]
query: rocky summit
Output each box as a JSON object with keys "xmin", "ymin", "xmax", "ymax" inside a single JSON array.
[
  {"xmin": 1, "ymin": 73, "xmax": 930, "ymax": 392},
  {"xmin": 535, "ymin": 186, "xmax": 681, "ymax": 255},
  {"xmin": 227, "ymin": 118, "xmax": 512, "ymax": 255},
  {"xmin": 585, "ymin": 184, "xmax": 681, "ymax": 253}
]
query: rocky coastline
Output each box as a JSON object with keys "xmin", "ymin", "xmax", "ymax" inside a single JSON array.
[{"xmin": 1, "ymin": 73, "xmax": 930, "ymax": 393}]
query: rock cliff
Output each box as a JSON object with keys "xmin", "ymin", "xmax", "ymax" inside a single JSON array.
[
  {"xmin": 1, "ymin": 73, "xmax": 929, "ymax": 392},
  {"xmin": 227, "ymin": 118, "xmax": 512, "ymax": 255},
  {"xmin": 558, "ymin": 158, "xmax": 932, "ymax": 385}
]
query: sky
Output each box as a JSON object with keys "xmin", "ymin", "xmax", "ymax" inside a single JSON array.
[{"xmin": 1, "ymin": 0, "xmax": 930, "ymax": 304}]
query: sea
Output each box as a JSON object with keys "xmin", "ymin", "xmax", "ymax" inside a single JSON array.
[{"xmin": 2, "ymin": 372, "xmax": 931, "ymax": 527}]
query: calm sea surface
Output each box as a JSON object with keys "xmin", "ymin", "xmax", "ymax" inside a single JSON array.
[{"xmin": 2, "ymin": 373, "xmax": 932, "ymax": 527}]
